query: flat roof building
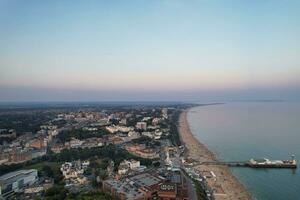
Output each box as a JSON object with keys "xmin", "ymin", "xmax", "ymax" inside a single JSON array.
[
  {"xmin": 103, "ymin": 172, "xmax": 165, "ymax": 200},
  {"xmin": 103, "ymin": 170, "xmax": 188, "ymax": 200},
  {"xmin": 0, "ymin": 169, "xmax": 38, "ymax": 198}
]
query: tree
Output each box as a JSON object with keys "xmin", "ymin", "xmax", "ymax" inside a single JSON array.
[
  {"xmin": 41, "ymin": 165, "xmax": 54, "ymax": 177},
  {"xmin": 45, "ymin": 185, "xmax": 68, "ymax": 200}
]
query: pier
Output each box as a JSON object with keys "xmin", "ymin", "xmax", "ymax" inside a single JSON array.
[
  {"xmin": 197, "ymin": 161, "xmax": 249, "ymax": 167},
  {"xmin": 195, "ymin": 156, "xmax": 297, "ymax": 169}
]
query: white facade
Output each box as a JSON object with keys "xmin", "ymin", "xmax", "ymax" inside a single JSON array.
[
  {"xmin": 129, "ymin": 160, "xmax": 140, "ymax": 169},
  {"xmin": 128, "ymin": 131, "xmax": 140, "ymax": 139},
  {"xmin": 69, "ymin": 138, "xmax": 83, "ymax": 148},
  {"xmin": 106, "ymin": 125, "xmax": 134, "ymax": 133},
  {"xmin": 117, "ymin": 159, "xmax": 140, "ymax": 175}
]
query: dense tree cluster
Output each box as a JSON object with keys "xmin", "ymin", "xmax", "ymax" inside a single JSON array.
[
  {"xmin": 57, "ymin": 128, "xmax": 109, "ymax": 143},
  {"xmin": 44, "ymin": 185, "xmax": 68, "ymax": 200},
  {"xmin": 0, "ymin": 112, "xmax": 53, "ymax": 138},
  {"xmin": 40, "ymin": 164, "xmax": 63, "ymax": 183},
  {"xmin": 0, "ymin": 144, "xmax": 153, "ymax": 176},
  {"xmin": 168, "ymin": 109, "xmax": 182, "ymax": 146},
  {"xmin": 44, "ymin": 190, "xmax": 115, "ymax": 200},
  {"xmin": 48, "ymin": 145, "xmax": 153, "ymax": 167}
]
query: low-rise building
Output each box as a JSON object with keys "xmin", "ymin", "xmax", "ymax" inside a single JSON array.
[
  {"xmin": 0, "ymin": 129, "xmax": 16, "ymax": 139},
  {"xmin": 27, "ymin": 138, "xmax": 47, "ymax": 149},
  {"xmin": 106, "ymin": 125, "xmax": 134, "ymax": 133},
  {"xmin": 157, "ymin": 182, "xmax": 177, "ymax": 199},
  {"xmin": 126, "ymin": 144, "xmax": 159, "ymax": 159},
  {"xmin": 60, "ymin": 160, "xmax": 91, "ymax": 192},
  {"xmin": 82, "ymin": 127, "xmax": 98, "ymax": 131},
  {"xmin": 152, "ymin": 118, "xmax": 161, "ymax": 126},
  {"xmin": 127, "ymin": 131, "xmax": 140, "ymax": 140},
  {"xmin": 137, "ymin": 148, "xmax": 159, "ymax": 159},
  {"xmin": 103, "ymin": 172, "xmax": 164, "ymax": 200},
  {"xmin": 0, "ymin": 169, "xmax": 38, "ymax": 198},
  {"xmin": 117, "ymin": 163, "xmax": 129, "ymax": 175},
  {"xmin": 65, "ymin": 138, "xmax": 83, "ymax": 149},
  {"xmin": 136, "ymin": 122, "xmax": 147, "ymax": 130},
  {"xmin": 51, "ymin": 144, "xmax": 65, "ymax": 153},
  {"xmin": 117, "ymin": 159, "xmax": 141, "ymax": 175},
  {"xmin": 108, "ymin": 136, "xmax": 124, "ymax": 145}
]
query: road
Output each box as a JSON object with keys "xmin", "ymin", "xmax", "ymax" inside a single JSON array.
[
  {"xmin": 167, "ymin": 145, "xmax": 198, "ymax": 200},
  {"xmin": 181, "ymin": 170, "xmax": 198, "ymax": 200}
]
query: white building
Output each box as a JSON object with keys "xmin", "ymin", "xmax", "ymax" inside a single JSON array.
[
  {"xmin": 69, "ymin": 138, "xmax": 83, "ymax": 148},
  {"xmin": 142, "ymin": 117, "xmax": 152, "ymax": 121},
  {"xmin": 106, "ymin": 126, "xmax": 134, "ymax": 133},
  {"xmin": 117, "ymin": 163, "xmax": 129, "ymax": 175},
  {"xmin": 142, "ymin": 132, "xmax": 154, "ymax": 139},
  {"xmin": 162, "ymin": 108, "xmax": 168, "ymax": 119},
  {"xmin": 82, "ymin": 127, "xmax": 98, "ymax": 131},
  {"xmin": 117, "ymin": 159, "xmax": 140, "ymax": 175},
  {"xmin": 60, "ymin": 160, "xmax": 89, "ymax": 180},
  {"xmin": 128, "ymin": 159, "xmax": 140, "ymax": 169},
  {"xmin": 127, "ymin": 131, "xmax": 140, "ymax": 139},
  {"xmin": 152, "ymin": 118, "xmax": 160, "ymax": 126},
  {"xmin": 119, "ymin": 118, "xmax": 127, "ymax": 125}
]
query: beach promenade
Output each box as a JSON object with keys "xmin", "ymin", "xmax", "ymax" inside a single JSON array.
[{"xmin": 179, "ymin": 109, "xmax": 252, "ymax": 200}]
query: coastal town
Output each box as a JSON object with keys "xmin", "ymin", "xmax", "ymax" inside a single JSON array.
[{"xmin": 0, "ymin": 103, "xmax": 252, "ymax": 200}]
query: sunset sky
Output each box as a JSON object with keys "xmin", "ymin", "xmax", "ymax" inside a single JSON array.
[{"xmin": 0, "ymin": 0, "xmax": 300, "ymax": 102}]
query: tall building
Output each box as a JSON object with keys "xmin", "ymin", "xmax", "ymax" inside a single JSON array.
[{"xmin": 162, "ymin": 108, "xmax": 168, "ymax": 119}]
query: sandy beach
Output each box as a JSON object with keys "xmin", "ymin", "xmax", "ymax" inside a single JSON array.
[{"xmin": 179, "ymin": 109, "xmax": 252, "ymax": 200}]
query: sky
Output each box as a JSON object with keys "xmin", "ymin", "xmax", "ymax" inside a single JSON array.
[{"xmin": 0, "ymin": 0, "xmax": 300, "ymax": 102}]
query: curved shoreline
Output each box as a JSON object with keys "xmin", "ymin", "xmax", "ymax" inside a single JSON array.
[{"xmin": 179, "ymin": 108, "xmax": 252, "ymax": 200}]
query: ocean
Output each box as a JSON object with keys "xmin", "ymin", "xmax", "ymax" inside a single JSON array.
[{"xmin": 187, "ymin": 102, "xmax": 300, "ymax": 200}]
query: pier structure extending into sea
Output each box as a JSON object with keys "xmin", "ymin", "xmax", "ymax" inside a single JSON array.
[
  {"xmin": 196, "ymin": 161, "xmax": 249, "ymax": 167},
  {"xmin": 194, "ymin": 157, "xmax": 297, "ymax": 169}
]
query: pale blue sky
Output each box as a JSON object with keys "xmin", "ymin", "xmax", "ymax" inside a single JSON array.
[{"xmin": 0, "ymin": 0, "xmax": 300, "ymax": 101}]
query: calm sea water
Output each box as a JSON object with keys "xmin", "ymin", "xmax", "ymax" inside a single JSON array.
[{"xmin": 187, "ymin": 102, "xmax": 300, "ymax": 200}]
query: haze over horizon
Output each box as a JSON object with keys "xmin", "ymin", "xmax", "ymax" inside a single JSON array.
[{"xmin": 1, "ymin": 0, "xmax": 300, "ymax": 102}]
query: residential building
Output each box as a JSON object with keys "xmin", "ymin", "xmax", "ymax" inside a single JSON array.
[
  {"xmin": 117, "ymin": 159, "xmax": 141, "ymax": 175},
  {"xmin": 152, "ymin": 118, "xmax": 160, "ymax": 126},
  {"xmin": 127, "ymin": 131, "xmax": 140, "ymax": 140},
  {"xmin": 0, "ymin": 129, "xmax": 16, "ymax": 139},
  {"xmin": 136, "ymin": 122, "xmax": 147, "ymax": 130},
  {"xmin": 126, "ymin": 144, "xmax": 159, "ymax": 159}
]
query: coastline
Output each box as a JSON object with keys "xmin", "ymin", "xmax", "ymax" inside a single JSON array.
[{"xmin": 179, "ymin": 108, "xmax": 252, "ymax": 200}]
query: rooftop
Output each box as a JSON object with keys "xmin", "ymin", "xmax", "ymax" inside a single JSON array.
[
  {"xmin": 129, "ymin": 172, "xmax": 163, "ymax": 187},
  {"xmin": 0, "ymin": 169, "xmax": 37, "ymax": 183}
]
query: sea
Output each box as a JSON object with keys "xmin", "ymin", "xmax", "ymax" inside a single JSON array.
[{"xmin": 187, "ymin": 102, "xmax": 300, "ymax": 200}]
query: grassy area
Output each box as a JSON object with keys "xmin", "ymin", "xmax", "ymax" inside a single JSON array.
[
  {"xmin": 23, "ymin": 161, "xmax": 62, "ymax": 171},
  {"xmin": 181, "ymin": 169, "xmax": 209, "ymax": 200},
  {"xmin": 193, "ymin": 178, "xmax": 210, "ymax": 200},
  {"xmin": 66, "ymin": 191, "xmax": 115, "ymax": 200},
  {"xmin": 0, "ymin": 144, "xmax": 154, "ymax": 177},
  {"xmin": 168, "ymin": 109, "xmax": 182, "ymax": 146}
]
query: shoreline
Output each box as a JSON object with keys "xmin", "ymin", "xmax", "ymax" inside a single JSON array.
[{"xmin": 179, "ymin": 107, "xmax": 252, "ymax": 200}]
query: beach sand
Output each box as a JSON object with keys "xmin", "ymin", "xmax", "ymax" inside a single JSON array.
[{"xmin": 179, "ymin": 109, "xmax": 252, "ymax": 200}]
